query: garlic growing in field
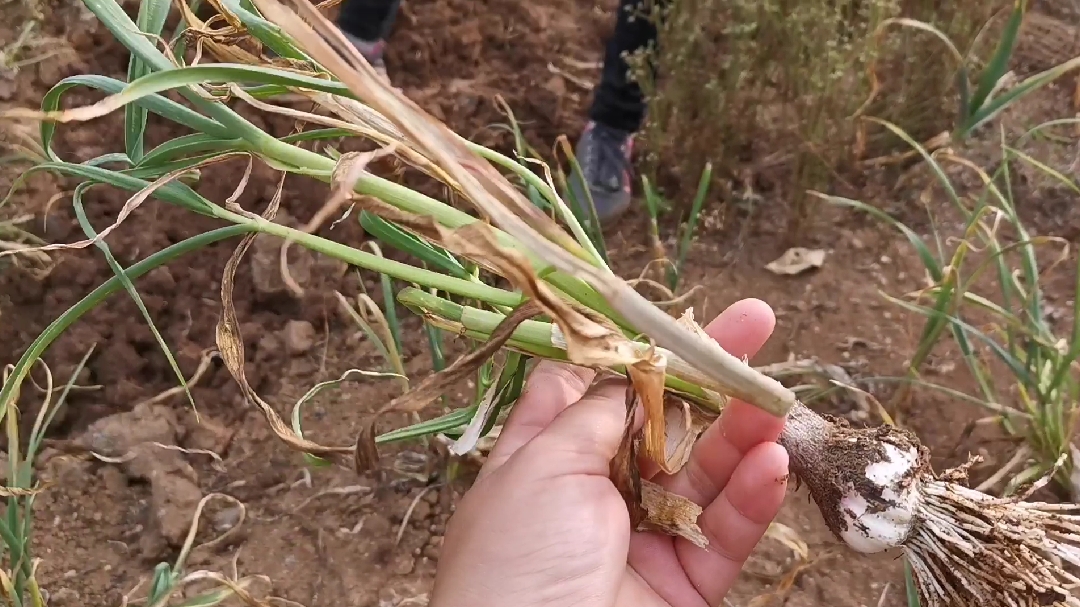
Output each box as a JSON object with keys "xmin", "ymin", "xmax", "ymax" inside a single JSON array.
[{"xmin": 780, "ymin": 402, "xmax": 1080, "ymax": 607}]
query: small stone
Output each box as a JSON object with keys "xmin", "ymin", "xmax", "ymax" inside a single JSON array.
[
  {"xmin": 363, "ymin": 514, "xmax": 391, "ymax": 536},
  {"xmin": 80, "ymin": 403, "xmax": 179, "ymax": 462},
  {"xmin": 144, "ymin": 267, "xmax": 176, "ymax": 291},
  {"xmin": 213, "ymin": 506, "xmax": 243, "ymax": 531},
  {"xmin": 390, "ymin": 552, "xmax": 416, "ymax": 576},
  {"xmin": 423, "ymin": 544, "xmax": 440, "ymax": 561},
  {"xmin": 183, "ymin": 415, "xmax": 233, "ymax": 454},
  {"xmin": 49, "ymin": 588, "xmax": 79, "ymax": 606},
  {"xmin": 282, "ymin": 320, "xmax": 316, "ymax": 356},
  {"xmin": 256, "ymin": 333, "xmax": 283, "ymax": 362},
  {"xmin": 0, "ymin": 77, "xmax": 15, "ymax": 101},
  {"xmin": 151, "ymin": 473, "xmax": 204, "ymax": 545}
]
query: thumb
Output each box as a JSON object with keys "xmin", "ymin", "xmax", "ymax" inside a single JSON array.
[{"xmin": 521, "ymin": 375, "xmax": 644, "ymax": 477}]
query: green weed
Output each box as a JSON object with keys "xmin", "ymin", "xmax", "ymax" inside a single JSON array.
[{"xmin": 818, "ymin": 116, "xmax": 1080, "ymax": 497}]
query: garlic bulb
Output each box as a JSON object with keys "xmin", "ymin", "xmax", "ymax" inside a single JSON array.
[
  {"xmin": 836, "ymin": 440, "xmax": 922, "ymax": 553},
  {"xmin": 779, "ymin": 402, "xmax": 930, "ymax": 554},
  {"xmin": 779, "ymin": 401, "xmax": 1080, "ymax": 607}
]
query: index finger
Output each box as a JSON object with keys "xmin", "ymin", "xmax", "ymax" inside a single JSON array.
[{"xmin": 477, "ymin": 360, "xmax": 596, "ymax": 479}]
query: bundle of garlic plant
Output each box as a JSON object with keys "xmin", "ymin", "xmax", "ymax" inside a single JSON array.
[{"xmin": 3, "ymin": 0, "xmax": 1080, "ymax": 605}]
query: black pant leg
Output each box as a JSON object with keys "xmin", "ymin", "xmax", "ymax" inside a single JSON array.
[
  {"xmin": 587, "ymin": 0, "xmax": 662, "ymax": 134},
  {"xmin": 336, "ymin": 0, "xmax": 401, "ymax": 42}
]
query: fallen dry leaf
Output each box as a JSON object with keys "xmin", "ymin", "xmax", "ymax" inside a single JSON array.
[{"xmin": 765, "ymin": 247, "xmax": 826, "ymax": 276}]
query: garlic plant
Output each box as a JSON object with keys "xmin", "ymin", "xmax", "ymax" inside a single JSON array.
[
  {"xmin": 407, "ymin": 289, "xmax": 1080, "ymax": 606},
  {"xmin": 2, "ymin": 0, "xmax": 1078, "ymax": 605}
]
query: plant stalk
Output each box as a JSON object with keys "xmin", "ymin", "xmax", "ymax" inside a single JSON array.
[
  {"xmin": 83, "ymin": 0, "xmax": 626, "ymax": 327},
  {"xmin": 214, "ymin": 206, "xmax": 526, "ymax": 307},
  {"xmin": 240, "ymin": 137, "xmax": 627, "ymax": 326},
  {"xmin": 397, "ymin": 287, "xmax": 728, "ymax": 409},
  {"xmin": 397, "ymin": 287, "xmax": 853, "ymax": 481}
]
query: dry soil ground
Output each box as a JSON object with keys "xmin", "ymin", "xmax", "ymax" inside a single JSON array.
[{"xmin": 2, "ymin": 1, "xmax": 1080, "ymax": 606}]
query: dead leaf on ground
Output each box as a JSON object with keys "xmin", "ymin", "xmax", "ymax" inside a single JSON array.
[
  {"xmin": 765, "ymin": 248, "xmax": 826, "ymax": 276},
  {"xmin": 215, "ymin": 167, "xmax": 356, "ymax": 469}
]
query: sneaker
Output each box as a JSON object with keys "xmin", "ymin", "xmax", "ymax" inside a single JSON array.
[
  {"xmin": 341, "ymin": 32, "xmax": 390, "ymax": 82},
  {"xmin": 566, "ymin": 121, "xmax": 635, "ymax": 227}
]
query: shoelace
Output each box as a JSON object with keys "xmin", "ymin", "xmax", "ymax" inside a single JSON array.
[{"xmin": 583, "ymin": 124, "xmax": 630, "ymax": 192}]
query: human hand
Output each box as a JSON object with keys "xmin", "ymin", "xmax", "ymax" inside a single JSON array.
[{"xmin": 430, "ymin": 298, "xmax": 790, "ymax": 607}]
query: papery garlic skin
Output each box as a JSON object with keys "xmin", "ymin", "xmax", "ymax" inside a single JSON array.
[{"xmin": 837, "ymin": 441, "xmax": 922, "ymax": 553}]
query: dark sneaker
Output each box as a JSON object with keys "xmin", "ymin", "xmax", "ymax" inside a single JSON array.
[
  {"xmin": 341, "ymin": 33, "xmax": 389, "ymax": 82},
  {"xmin": 566, "ymin": 120, "xmax": 635, "ymax": 227}
]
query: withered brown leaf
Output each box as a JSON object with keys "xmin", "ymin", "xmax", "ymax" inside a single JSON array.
[
  {"xmin": 639, "ymin": 480, "xmax": 709, "ymax": 549},
  {"xmin": 611, "ymin": 381, "xmax": 645, "ymax": 529},
  {"xmin": 354, "ymin": 300, "xmax": 545, "ymax": 476},
  {"xmin": 215, "ymin": 168, "xmax": 355, "ymax": 468}
]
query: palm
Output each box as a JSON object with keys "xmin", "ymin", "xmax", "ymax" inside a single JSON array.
[{"xmin": 432, "ymin": 299, "xmax": 788, "ymax": 607}]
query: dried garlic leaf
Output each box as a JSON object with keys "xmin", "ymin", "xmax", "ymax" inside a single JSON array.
[
  {"xmin": 676, "ymin": 307, "xmax": 713, "ymax": 341},
  {"xmin": 763, "ymin": 521, "xmax": 810, "ymax": 561},
  {"xmin": 448, "ymin": 360, "xmax": 508, "ymax": 456},
  {"xmin": 0, "ymin": 483, "xmax": 51, "ymax": 498},
  {"xmin": 354, "ymin": 301, "xmax": 544, "ymax": 475},
  {"xmin": 639, "ymin": 479, "xmax": 708, "ymax": 549},
  {"xmin": 611, "ymin": 382, "xmax": 645, "ymax": 529},
  {"xmin": 662, "ymin": 394, "xmax": 710, "ymax": 473},
  {"xmin": 765, "ymin": 247, "xmax": 825, "ymax": 276},
  {"xmin": 627, "ymin": 359, "xmax": 671, "ymax": 473},
  {"xmin": 0, "ymin": 152, "xmax": 247, "ymax": 261},
  {"xmin": 441, "ymin": 222, "xmax": 650, "ymax": 369},
  {"xmin": 441, "ymin": 222, "xmax": 675, "ymax": 473},
  {"xmin": 215, "ymin": 171, "xmax": 354, "ymax": 468}
]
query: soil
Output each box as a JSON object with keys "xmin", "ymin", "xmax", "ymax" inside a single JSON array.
[{"xmin": 1, "ymin": 1, "xmax": 1079, "ymax": 606}]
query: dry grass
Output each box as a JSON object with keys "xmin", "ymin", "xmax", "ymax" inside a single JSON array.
[{"xmin": 624, "ymin": 0, "xmax": 1000, "ymax": 233}]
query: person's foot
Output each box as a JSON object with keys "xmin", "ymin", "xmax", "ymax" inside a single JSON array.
[
  {"xmin": 566, "ymin": 120, "xmax": 635, "ymax": 227},
  {"xmin": 341, "ymin": 32, "xmax": 389, "ymax": 82}
]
